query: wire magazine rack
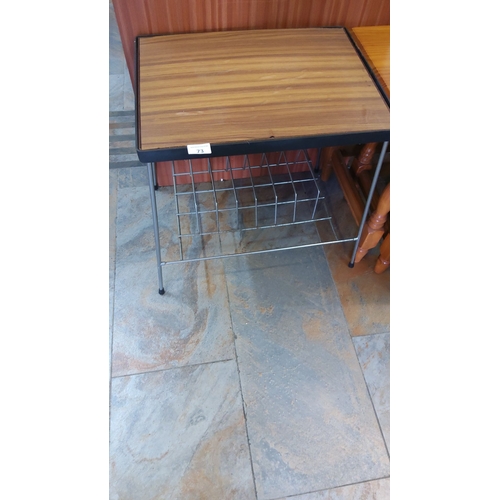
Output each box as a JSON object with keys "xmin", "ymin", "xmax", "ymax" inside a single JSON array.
[
  {"xmin": 146, "ymin": 143, "xmax": 389, "ymax": 294},
  {"xmin": 155, "ymin": 149, "xmax": 352, "ymax": 264}
]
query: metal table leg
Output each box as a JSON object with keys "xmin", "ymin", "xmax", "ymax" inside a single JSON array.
[
  {"xmin": 147, "ymin": 162, "xmax": 165, "ymax": 294},
  {"xmin": 349, "ymin": 141, "xmax": 389, "ymax": 267},
  {"xmin": 152, "ymin": 162, "xmax": 158, "ymax": 190}
]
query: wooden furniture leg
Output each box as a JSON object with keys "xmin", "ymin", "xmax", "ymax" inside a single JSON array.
[
  {"xmin": 320, "ymin": 147, "xmax": 335, "ymax": 182},
  {"xmin": 320, "ymin": 146, "xmax": 365, "ymax": 225},
  {"xmin": 354, "ymin": 183, "xmax": 390, "ymax": 263},
  {"xmin": 374, "ymin": 232, "xmax": 390, "ymax": 273},
  {"xmin": 351, "ymin": 142, "xmax": 380, "ymax": 211},
  {"xmin": 330, "ymin": 148, "xmax": 365, "ymax": 226}
]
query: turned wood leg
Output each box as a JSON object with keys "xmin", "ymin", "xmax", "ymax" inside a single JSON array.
[
  {"xmin": 351, "ymin": 142, "xmax": 380, "ymax": 211},
  {"xmin": 374, "ymin": 232, "xmax": 390, "ymax": 273},
  {"xmin": 355, "ymin": 183, "xmax": 390, "ymax": 263},
  {"xmin": 330, "ymin": 148, "xmax": 365, "ymax": 226}
]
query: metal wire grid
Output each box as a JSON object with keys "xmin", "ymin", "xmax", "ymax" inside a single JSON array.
[{"xmin": 160, "ymin": 150, "xmax": 343, "ymax": 264}]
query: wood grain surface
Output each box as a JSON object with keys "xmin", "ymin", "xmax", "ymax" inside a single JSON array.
[
  {"xmin": 351, "ymin": 26, "xmax": 390, "ymax": 98},
  {"xmin": 112, "ymin": 0, "xmax": 390, "ymax": 89},
  {"xmin": 137, "ymin": 28, "xmax": 390, "ymax": 152}
]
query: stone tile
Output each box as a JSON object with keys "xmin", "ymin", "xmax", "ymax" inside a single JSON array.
[
  {"xmin": 110, "ymin": 170, "xmax": 118, "ymax": 271},
  {"xmin": 110, "ymin": 75, "xmax": 125, "ymax": 112},
  {"xmin": 116, "ymin": 166, "xmax": 148, "ymax": 189},
  {"xmin": 274, "ymin": 478, "xmax": 390, "ymax": 499},
  {"xmin": 110, "ymin": 360, "xmax": 256, "ymax": 500},
  {"xmin": 318, "ymin": 177, "xmax": 390, "ymax": 337},
  {"xmin": 115, "ymin": 183, "xmax": 245, "ymax": 264},
  {"xmin": 109, "ymin": 111, "xmax": 135, "ymax": 120},
  {"xmin": 109, "ymin": 0, "xmax": 125, "ymax": 75},
  {"xmin": 123, "ymin": 72, "xmax": 135, "ymax": 110},
  {"xmin": 229, "ymin": 211, "xmax": 321, "ymax": 255},
  {"xmin": 109, "ymin": 153, "xmax": 141, "ymax": 163},
  {"xmin": 322, "ymin": 241, "xmax": 389, "ymax": 337},
  {"xmin": 109, "ymin": 126, "xmax": 136, "ymax": 137},
  {"xmin": 109, "ymin": 139, "xmax": 135, "ymax": 149},
  {"xmin": 112, "ymin": 254, "xmax": 235, "ymax": 377},
  {"xmin": 110, "ymin": 169, "xmax": 118, "ymax": 355},
  {"xmin": 114, "ymin": 184, "xmax": 172, "ymax": 264},
  {"xmin": 352, "ymin": 334, "xmax": 390, "ymax": 452},
  {"xmin": 111, "ymin": 184, "xmax": 235, "ymax": 377},
  {"xmin": 224, "ymin": 249, "xmax": 390, "ymax": 500}
]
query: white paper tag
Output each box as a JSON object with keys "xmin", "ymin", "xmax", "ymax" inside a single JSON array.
[{"xmin": 187, "ymin": 143, "xmax": 212, "ymax": 155}]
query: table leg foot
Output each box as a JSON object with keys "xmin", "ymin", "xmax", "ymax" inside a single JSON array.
[
  {"xmin": 159, "ymin": 288, "xmax": 165, "ymax": 295},
  {"xmin": 348, "ymin": 262, "xmax": 355, "ymax": 268}
]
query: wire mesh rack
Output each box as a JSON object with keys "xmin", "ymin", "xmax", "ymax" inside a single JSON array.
[{"xmin": 156, "ymin": 149, "xmax": 355, "ymax": 265}]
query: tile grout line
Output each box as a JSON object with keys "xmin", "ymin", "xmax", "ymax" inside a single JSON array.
[
  {"xmin": 265, "ymin": 475, "xmax": 391, "ymax": 500},
  {"xmin": 111, "ymin": 357, "xmax": 236, "ymax": 380},
  {"xmin": 350, "ymin": 335, "xmax": 391, "ymax": 459},
  {"xmin": 221, "ymin": 260, "xmax": 260, "ymax": 500}
]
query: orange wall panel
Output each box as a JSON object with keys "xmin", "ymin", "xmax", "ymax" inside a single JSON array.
[{"xmin": 113, "ymin": 0, "xmax": 389, "ymax": 89}]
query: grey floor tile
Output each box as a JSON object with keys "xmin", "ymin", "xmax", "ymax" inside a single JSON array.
[
  {"xmin": 110, "ymin": 75, "xmax": 125, "ymax": 112},
  {"xmin": 110, "ymin": 169, "xmax": 118, "ymax": 352},
  {"xmin": 114, "ymin": 184, "xmax": 171, "ymax": 263},
  {"xmin": 352, "ymin": 334, "xmax": 390, "ymax": 452},
  {"xmin": 317, "ymin": 176, "xmax": 390, "ymax": 337},
  {"xmin": 114, "ymin": 184, "xmax": 211, "ymax": 264},
  {"xmin": 109, "ymin": 139, "xmax": 135, "ymax": 149},
  {"xmin": 111, "ymin": 185, "xmax": 236, "ymax": 377},
  {"xmin": 273, "ymin": 478, "xmax": 390, "ymax": 499},
  {"xmin": 110, "ymin": 170, "xmax": 118, "ymax": 271},
  {"xmin": 123, "ymin": 72, "xmax": 135, "ymax": 110},
  {"xmin": 111, "ymin": 253, "xmax": 235, "ymax": 377},
  {"xmin": 110, "ymin": 360, "xmax": 256, "ymax": 500},
  {"xmin": 109, "ymin": 153, "xmax": 141, "ymax": 163},
  {"xmin": 224, "ymin": 249, "xmax": 390, "ymax": 500},
  {"xmin": 109, "ymin": 1, "xmax": 125, "ymax": 75},
  {"xmin": 109, "ymin": 126, "xmax": 136, "ymax": 137},
  {"xmin": 115, "ymin": 166, "xmax": 148, "ymax": 189},
  {"xmin": 110, "ymin": 113, "xmax": 135, "ymax": 121}
]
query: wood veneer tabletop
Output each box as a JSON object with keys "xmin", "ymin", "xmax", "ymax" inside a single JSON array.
[
  {"xmin": 136, "ymin": 28, "xmax": 390, "ymax": 157},
  {"xmin": 350, "ymin": 26, "xmax": 390, "ymax": 99}
]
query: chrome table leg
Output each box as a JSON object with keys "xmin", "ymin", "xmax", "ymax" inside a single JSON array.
[
  {"xmin": 349, "ymin": 141, "xmax": 389, "ymax": 267},
  {"xmin": 147, "ymin": 162, "xmax": 165, "ymax": 294}
]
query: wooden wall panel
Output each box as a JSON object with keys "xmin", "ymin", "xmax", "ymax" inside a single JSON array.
[
  {"xmin": 113, "ymin": 0, "xmax": 390, "ymax": 89},
  {"xmin": 155, "ymin": 149, "xmax": 320, "ymax": 186}
]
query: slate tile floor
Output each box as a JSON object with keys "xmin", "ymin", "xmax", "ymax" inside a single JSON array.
[{"xmin": 109, "ymin": 3, "xmax": 390, "ymax": 498}]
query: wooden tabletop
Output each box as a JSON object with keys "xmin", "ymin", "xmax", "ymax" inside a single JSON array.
[
  {"xmin": 136, "ymin": 28, "xmax": 390, "ymax": 161},
  {"xmin": 350, "ymin": 26, "xmax": 390, "ymax": 100}
]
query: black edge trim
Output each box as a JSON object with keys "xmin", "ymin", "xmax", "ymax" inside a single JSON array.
[
  {"xmin": 343, "ymin": 27, "xmax": 390, "ymax": 108},
  {"xmin": 136, "ymin": 130, "xmax": 390, "ymax": 163},
  {"xmin": 134, "ymin": 37, "xmax": 141, "ymax": 160}
]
